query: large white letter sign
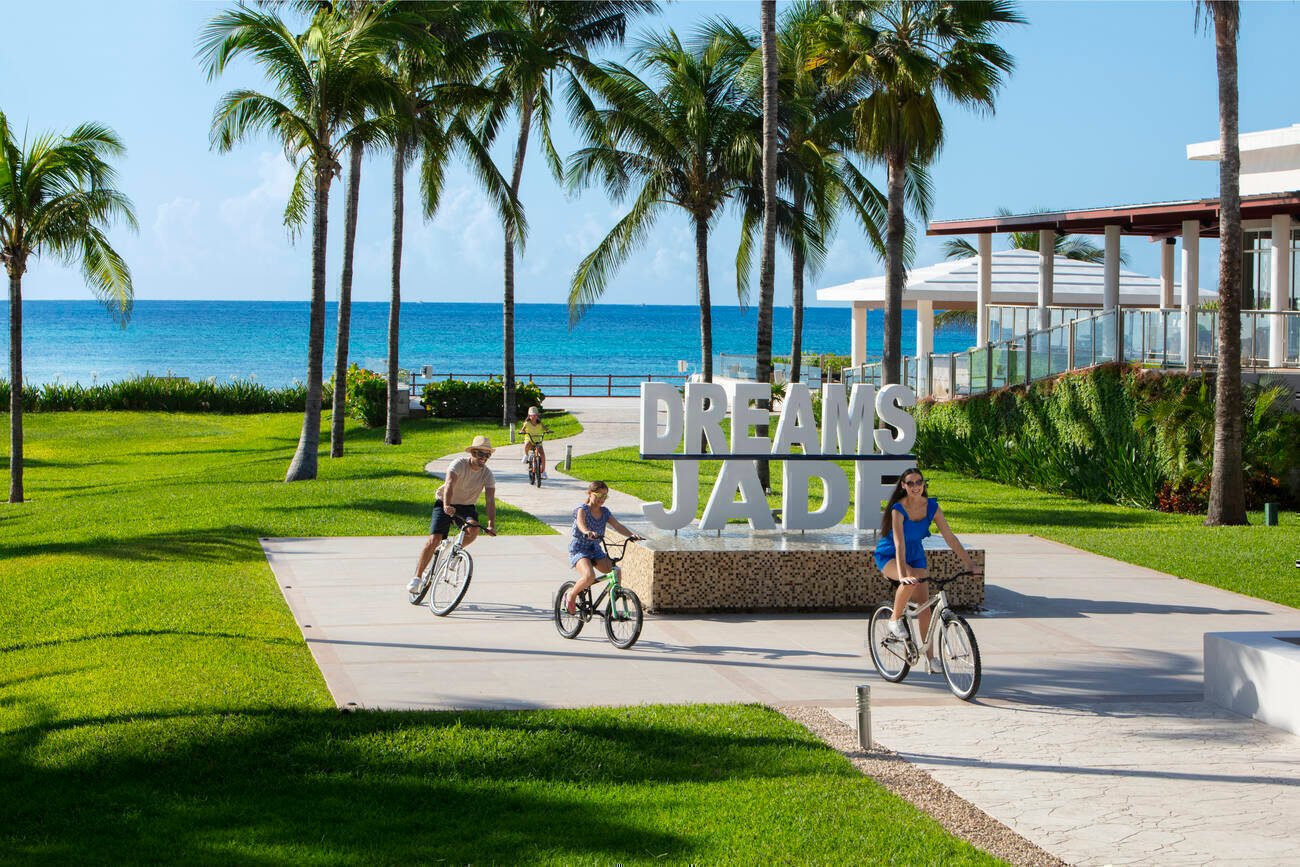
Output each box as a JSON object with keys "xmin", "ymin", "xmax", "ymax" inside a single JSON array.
[
  {"xmin": 684, "ymin": 382, "xmax": 728, "ymax": 454},
  {"xmin": 699, "ymin": 461, "xmax": 776, "ymax": 531},
  {"xmin": 640, "ymin": 382, "xmax": 683, "ymax": 455},
  {"xmin": 783, "ymin": 461, "xmax": 849, "ymax": 530},
  {"xmin": 771, "ymin": 383, "xmax": 820, "ymax": 454},
  {"xmin": 821, "ymin": 383, "xmax": 877, "ymax": 454},
  {"xmin": 854, "ymin": 459, "xmax": 916, "ymax": 531},
  {"xmin": 643, "ymin": 460, "xmax": 701, "ymax": 531},
  {"xmin": 874, "ymin": 384, "xmax": 917, "ymax": 454},
  {"xmin": 730, "ymin": 382, "xmax": 772, "ymax": 454}
]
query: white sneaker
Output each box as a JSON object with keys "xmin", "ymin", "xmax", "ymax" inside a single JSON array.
[
  {"xmin": 521, "ymin": 455, "xmax": 528, "ymax": 464},
  {"xmin": 887, "ymin": 619, "xmax": 908, "ymax": 639},
  {"xmin": 541, "ymin": 472, "xmax": 548, "ymax": 480},
  {"xmin": 406, "ymin": 575, "xmax": 424, "ymax": 593}
]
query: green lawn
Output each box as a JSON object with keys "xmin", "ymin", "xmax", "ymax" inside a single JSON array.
[
  {"xmin": 568, "ymin": 445, "xmax": 1300, "ymax": 609},
  {"xmin": 1, "ymin": 412, "xmax": 1001, "ymax": 865}
]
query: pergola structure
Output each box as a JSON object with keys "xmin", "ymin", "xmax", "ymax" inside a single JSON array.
[
  {"xmin": 818, "ymin": 124, "xmax": 1300, "ymax": 370},
  {"xmin": 816, "ymin": 249, "xmax": 1203, "ymax": 367}
]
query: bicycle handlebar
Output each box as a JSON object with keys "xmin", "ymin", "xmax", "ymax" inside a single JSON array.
[
  {"xmin": 450, "ymin": 513, "xmax": 496, "ymax": 536},
  {"xmin": 593, "ymin": 534, "xmax": 643, "ymax": 563}
]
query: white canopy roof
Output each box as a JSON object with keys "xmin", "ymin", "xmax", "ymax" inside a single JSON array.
[{"xmin": 816, "ymin": 249, "xmax": 1213, "ymax": 308}]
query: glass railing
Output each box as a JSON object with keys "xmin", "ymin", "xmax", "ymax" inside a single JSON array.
[{"xmin": 843, "ymin": 308, "xmax": 1299, "ymax": 400}]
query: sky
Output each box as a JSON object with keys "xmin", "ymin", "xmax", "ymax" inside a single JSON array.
[{"xmin": 3, "ymin": 0, "xmax": 1297, "ymax": 307}]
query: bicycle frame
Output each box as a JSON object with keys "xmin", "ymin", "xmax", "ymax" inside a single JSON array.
[
  {"xmin": 574, "ymin": 538, "xmax": 631, "ymax": 619},
  {"xmin": 900, "ymin": 586, "xmax": 952, "ymax": 667}
]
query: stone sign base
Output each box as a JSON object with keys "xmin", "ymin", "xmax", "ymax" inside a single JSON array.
[{"xmin": 613, "ymin": 528, "xmax": 984, "ymax": 613}]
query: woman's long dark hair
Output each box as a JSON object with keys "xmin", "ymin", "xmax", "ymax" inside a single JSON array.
[{"xmin": 879, "ymin": 468, "xmax": 927, "ymax": 536}]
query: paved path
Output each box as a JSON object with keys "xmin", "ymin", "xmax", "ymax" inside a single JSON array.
[
  {"xmin": 262, "ymin": 396, "xmax": 1300, "ymax": 866},
  {"xmin": 426, "ymin": 396, "xmax": 651, "ymax": 534}
]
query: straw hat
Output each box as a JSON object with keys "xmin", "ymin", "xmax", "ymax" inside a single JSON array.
[
  {"xmin": 527, "ymin": 406, "xmax": 541, "ymax": 417},
  {"xmin": 467, "ymin": 434, "xmax": 495, "ymax": 455}
]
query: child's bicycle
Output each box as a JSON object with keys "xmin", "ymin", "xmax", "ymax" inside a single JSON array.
[
  {"xmin": 524, "ymin": 431, "xmax": 548, "ymax": 487},
  {"xmin": 553, "ymin": 536, "xmax": 644, "ymax": 649},
  {"xmin": 406, "ymin": 514, "xmax": 488, "ymax": 616},
  {"xmin": 866, "ymin": 570, "xmax": 983, "ymax": 700}
]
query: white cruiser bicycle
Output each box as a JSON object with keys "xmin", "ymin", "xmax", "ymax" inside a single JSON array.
[{"xmin": 866, "ymin": 570, "xmax": 983, "ymax": 700}]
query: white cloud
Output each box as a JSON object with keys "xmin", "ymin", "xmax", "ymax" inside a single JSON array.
[{"xmin": 218, "ymin": 152, "xmax": 297, "ymax": 251}]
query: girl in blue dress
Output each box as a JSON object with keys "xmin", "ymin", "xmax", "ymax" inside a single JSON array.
[
  {"xmin": 563, "ymin": 481, "xmax": 643, "ymax": 614},
  {"xmin": 874, "ymin": 468, "xmax": 981, "ymax": 647}
]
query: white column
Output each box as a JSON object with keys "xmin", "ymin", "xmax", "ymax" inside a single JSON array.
[
  {"xmin": 977, "ymin": 233, "xmax": 992, "ymax": 343},
  {"xmin": 1181, "ymin": 220, "xmax": 1200, "ymax": 369},
  {"xmin": 1270, "ymin": 213, "xmax": 1291, "ymax": 368},
  {"xmin": 1161, "ymin": 238, "xmax": 1176, "ymax": 309},
  {"xmin": 1038, "ymin": 230, "xmax": 1055, "ymax": 331},
  {"xmin": 916, "ymin": 299, "xmax": 934, "ymax": 359},
  {"xmin": 1103, "ymin": 225, "xmax": 1121, "ymax": 311},
  {"xmin": 850, "ymin": 300, "xmax": 868, "ymax": 368}
]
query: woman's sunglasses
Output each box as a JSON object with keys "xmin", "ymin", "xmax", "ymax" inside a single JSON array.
[{"xmin": 902, "ymin": 478, "xmax": 925, "ymax": 487}]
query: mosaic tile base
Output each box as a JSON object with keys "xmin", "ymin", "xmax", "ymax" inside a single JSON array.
[{"xmin": 611, "ymin": 528, "xmax": 984, "ymax": 613}]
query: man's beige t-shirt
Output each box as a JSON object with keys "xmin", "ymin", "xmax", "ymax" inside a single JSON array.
[{"xmin": 442, "ymin": 455, "xmax": 495, "ymax": 505}]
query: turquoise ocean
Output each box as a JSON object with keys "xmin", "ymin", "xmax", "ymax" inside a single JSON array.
[{"xmin": 2, "ymin": 301, "xmax": 974, "ymax": 387}]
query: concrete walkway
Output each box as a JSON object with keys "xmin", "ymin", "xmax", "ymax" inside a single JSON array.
[
  {"xmin": 426, "ymin": 396, "xmax": 652, "ymax": 534},
  {"xmin": 263, "ymin": 397, "xmax": 1300, "ymax": 866}
]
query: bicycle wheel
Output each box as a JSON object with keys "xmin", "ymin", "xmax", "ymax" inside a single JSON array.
[
  {"xmin": 554, "ymin": 581, "xmax": 584, "ymax": 639},
  {"xmin": 527, "ymin": 458, "xmax": 536, "ymax": 486},
  {"xmin": 428, "ymin": 550, "xmax": 473, "ymax": 616},
  {"xmin": 534, "ymin": 454, "xmax": 543, "ymax": 488},
  {"xmin": 407, "ymin": 552, "xmax": 437, "ymax": 605},
  {"xmin": 604, "ymin": 587, "xmax": 643, "ymax": 649},
  {"xmin": 938, "ymin": 612, "xmax": 982, "ymax": 701},
  {"xmin": 867, "ymin": 604, "xmax": 911, "ymax": 683}
]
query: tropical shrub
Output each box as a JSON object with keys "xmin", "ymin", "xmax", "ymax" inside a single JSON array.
[
  {"xmin": 342, "ymin": 364, "xmax": 387, "ymax": 427},
  {"xmin": 914, "ymin": 364, "xmax": 1300, "ymax": 512},
  {"xmin": 0, "ymin": 376, "xmax": 327, "ymax": 413},
  {"xmin": 421, "ymin": 379, "xmax": 545, "ymax": 419}
]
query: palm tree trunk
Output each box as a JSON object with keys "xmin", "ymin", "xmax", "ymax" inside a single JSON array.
[
  {"xmin": 694, "ymin": 214, "xmax": 714, "ymax": 385},
  {"xmin": 7, "ymin": 268, "xmax": 23, "ymax": 503},
  {"xmin": 883, "ymin": 148, "xmax": 907, "ymax": 386},
  {"xmin": 386, "ymin": 136, "xmax": 407, "ymax": 446},
  {"xmin": 503, "ymin": 95, "xmax": 534, "ymax": 429},
  {"xmin": 755, "ymin": 0, "xmax": 778, "ymax": 491},
  {"xmin": 286, "ymin": 165, "xmax": 331, "ymax": 482},
  {"xmin": 790, "ymin": 198, "xmax": 806, "ymax": 385},
  {"xmin": 331, "ymin": 138, "xmax": 363, "ymax": 458},
  {"xmin": 1206, "ymin": 1, "xmax": 1246, "ymax": 525}
]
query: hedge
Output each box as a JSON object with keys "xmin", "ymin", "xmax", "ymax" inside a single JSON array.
[
  {"xmin": 421, "ymin": 379, "xmax": 546, "ymax": 419},
  {"xmin": 0, "ymin": 376, "xmax": 328, "ymax": 414}
]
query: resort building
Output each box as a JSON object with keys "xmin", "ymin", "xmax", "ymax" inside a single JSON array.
[{"xmin": 819, "ymin": 125, "xmax": 1300, "ymax": 396}]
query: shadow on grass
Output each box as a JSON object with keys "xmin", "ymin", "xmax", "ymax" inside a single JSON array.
[
  {"xmin": 1, "ymin": 629, "xmax": 300, "ymax": 655},
  {"xmin": 952, "ymin": 502, "xmax": 1172, "ymax": 530},
  {"xmin": 0, "ymin": 526, "xmax": 265, "ymax": 563},
  {"xmin": 0, "ymin": 705, "xmax": 834, "ymax": 863}
]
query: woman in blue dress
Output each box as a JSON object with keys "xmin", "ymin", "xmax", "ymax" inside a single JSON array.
[
  {"xmin": 874, "ymin": 468, "xmax": 981, "ymax": 648},
  {"xmin": 563, "ymin": 481, "xmax": 643, "ymax": 614}
]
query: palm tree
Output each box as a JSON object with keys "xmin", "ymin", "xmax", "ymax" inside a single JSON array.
[
  {"xmin": 732, "ymin": 4, "xmax": 929, "ymax": 383},
  {"xmin": 1199, "ymin": 0, "xmax": 1246, "ymax": 526},
  {"xmin": 381, "ymin": 9, "xmax": 522, "ymax": 445},
  {"xmin": 935, "ymin": 205, "xmax": 1122, "ymax": 331},
  {"xmin": 813, "ymin": 0, "xmax": 1023, "ymax": 385},
  {"xmin": 200, "ymin": 3, "xmax": 401, "ymax": 481},
  {"xmin": 567, "ymin": 29, "xmax": 758, "ymax": 383},
  {"xmin": 755, "ymin": 0, "xmax": 778, "ymax": 491},
  {"xmin": 0, "ymin": 113, "xmax": 136, "ymax": 503},
  {"xmin": 480, "ymin": 0, "xmax": 656, "ymax": 430}
]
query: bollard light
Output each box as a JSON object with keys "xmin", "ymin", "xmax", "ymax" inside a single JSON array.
[
  {"xmin": 857, "ymin": 684, "xmax": 872, "ymax": 751},
  {"xmin": 508, "ymin": 426, "xmax": 515, "ymax": 444},
  {"xmin": 1264, "ymin": 503, "xmax": 1279, "ymax": 526},
  {"xmin": 565, "ymin": 443, "xmax": 574, "ymax": 471}
]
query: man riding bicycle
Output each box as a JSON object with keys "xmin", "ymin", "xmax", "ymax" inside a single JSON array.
[
  {"xmin": 518, "ymin": 405, "xmax": 551, "ymax": 480},
  {"xmin": 407, "ymin": 434, "xmax": 497, "ymax": 595}
]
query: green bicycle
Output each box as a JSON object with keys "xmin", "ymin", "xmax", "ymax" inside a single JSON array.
[{"xmin": 553, "ymin": 537, "xmax": 644, "ymax": 649}]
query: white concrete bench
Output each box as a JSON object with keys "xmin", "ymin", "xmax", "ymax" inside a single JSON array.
[{"xmin": 1204, "ymin": 631, "xmax": 1300, "ymax": 736}]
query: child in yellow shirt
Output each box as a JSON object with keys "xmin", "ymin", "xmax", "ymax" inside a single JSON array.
[{"xmin": 518, "ymin": 406, "xmax": 551, "ymax": 479}]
